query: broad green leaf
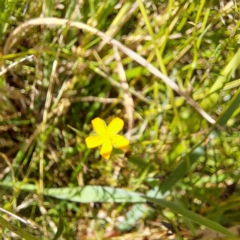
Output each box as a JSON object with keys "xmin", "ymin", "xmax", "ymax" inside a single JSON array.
[
  {"xmin": 117, "ymin": 204, "xmax": 152, "ymax": 232},
  {"xmin": 0, "ymin": 183, "xmax": 146, "ymax": 203},
  {"xmin": 43, "ymin": 186, "xmax": 146, "ymax": 203}
]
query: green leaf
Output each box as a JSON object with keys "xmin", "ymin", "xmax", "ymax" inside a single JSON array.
[
  {"xmin": 43, "ymin": 186, "xmax": 146, "ymax": 203},
  {"xmin": 129, "ymin": 155, "xmax": 154, "ymax": 171},
  {"xmin": 2, "ymin": 183, "xmax": 145, "ymax": 203},
  {"xmin": 201, "ymin": 48, "xmax": 240, "ymax": 110},
  {"xmin": 52, "ymin": 217, "xmax": 64, "ymax": 240},
  {"xmin": 160, "ymin": 146, "xmax": 204, "ymax": 194},
  {"xmin": 161, "ymin": 86, "xmax": 240, "ymax": 194},
  {"xmin": 0, "ymin": 215, "xmax": 41, "ymax": 240},
  {"xmin": 117, "ymin": 204, "xmax": 152, "ymax": 232},
  {"xmin": 218, "ymin": 87, "xmax": 240, "ymax": 126},
  {"xmin": 145, "ymin": 197, "xmax": 236, "ymax": 238}
]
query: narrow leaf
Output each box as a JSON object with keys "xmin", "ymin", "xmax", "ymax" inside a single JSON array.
[
  {"xmin": 0, "ymin": 216, "xmax": 41, "ymax": 240},
  {"xmin": 52, "ymin": 217, "xmax": 64, "ymax": 240},
  {"xmin": 145, "ymin": 197, "xmax": 235, "ymax": 238}
]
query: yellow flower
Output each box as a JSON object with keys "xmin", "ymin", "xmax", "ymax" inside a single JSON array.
[{"xmin": 85, "ymin": 117, "xmax": 129, "ymax": 160}]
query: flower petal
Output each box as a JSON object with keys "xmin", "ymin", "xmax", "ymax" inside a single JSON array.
[
  {"xmin": 112, "ymin": 134, "xmax": 129, "ymax": 149},
  {"xmin": 107, "ymin": 117, "xmax": 124, "ymax": 135},
  {"xmin": 85, "ymin": 135, "xmax": 104, "ymax": 148},
  {"xmin": 91, "ymin": 118, "xmax": 106, "ymax": 136},
  {"xmin": 100, "ymin": 139, "xmax": 113, "ymax": 160}
]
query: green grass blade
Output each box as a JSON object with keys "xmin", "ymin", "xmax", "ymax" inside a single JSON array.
[
  {"xmin": 218, "ymin": 87, "xmax": 240, "ymax": 126},
  {"xmin": 159, "ymin": 87, "xmax": 240, "ymax": 194},
  {"xmin": 145, "ymin": 197, "xmax": 236, "ymax": 238},
  {"xmin": 0, "ymin": 215, "xmax": 41, "ymax": 240},
  {"xmin": 160, "ymin": 146, "xmax": 204, "ymax": 194},
  {"xmin": 52, "ymin": 217, "xmax": 64, "ymax": 240},
  {"xmin": 201, "ymin": 48, "xmax": 240, "ymax": 111}
]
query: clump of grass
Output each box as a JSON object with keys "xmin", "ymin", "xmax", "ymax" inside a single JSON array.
[{"xmin": 0, "ymin": 0, "xmax": 240, "ymax": 239}]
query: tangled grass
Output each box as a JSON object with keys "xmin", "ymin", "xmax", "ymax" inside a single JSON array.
[{"xmin": 0, "ymin": 0, "xmax": 240, "ymax": 239}]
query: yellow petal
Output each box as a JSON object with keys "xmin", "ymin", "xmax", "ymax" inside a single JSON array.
[
  {"xmin": 107, "ymin": 117, "xmax": 124, "ymax": 135},
  {"xmin": 91, "ymin": 118, "xmax": 106, "ymax": 136},
  {"xmin": 100, "ymin": 139, "xmax": 113, "ymax": 160},
  {"xmin": 85, "ymin": 135, "xmax": 104, "ymax": 148},
  {"xmin": 112, "ymin": 134, "xmax": 129, "ymax": 149}
]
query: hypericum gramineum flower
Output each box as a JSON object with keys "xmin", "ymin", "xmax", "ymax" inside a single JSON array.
[{"xmin": 85, "ymin": 117, "xmax": 129, "ymax": 160}]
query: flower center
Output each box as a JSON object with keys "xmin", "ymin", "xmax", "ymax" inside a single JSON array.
[{"xmin": 105, "ymin": 132, "xmax": 114, "ymax": 141}]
